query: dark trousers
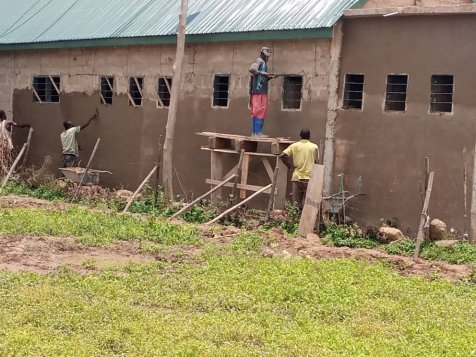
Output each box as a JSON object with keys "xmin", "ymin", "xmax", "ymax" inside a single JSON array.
[
  {"xmin": 292, "ymin": 180, "xmax": 309, "ymax": 210},
  {"xmin": 62, "ymin": 154, "xmax": 77, "ymax": 168}
]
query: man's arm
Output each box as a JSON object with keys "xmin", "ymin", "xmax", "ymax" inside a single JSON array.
[
  {"xmin": 315, "ymin": 147, "xmax": 320, "ymax": 164},
  {"xmin": 80, "ymin": 110, "xmax": 99, "ymax": 131},
  {"xmin": 12, "ymin": 122, "xmax": 31, "ymax": 129},
  {"xmin": 249, "ymin": 59, "xmax": 274, "ymax": 79},
  {"xmin": 279, "ymin": 153, "xmax": 294, "ymax": 171}
]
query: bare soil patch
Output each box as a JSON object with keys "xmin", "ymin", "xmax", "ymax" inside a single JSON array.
[
  {"xmin": 0, "ymin": 195, "xmax": 69, "ymax": 210},
  {"xmin": 0, "ymin": 236, "xmax": 165, "ymax": 274}
]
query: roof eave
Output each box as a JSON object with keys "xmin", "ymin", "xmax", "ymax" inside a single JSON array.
[
  {"xmin": 0, "ymin": 28, "xmax": 333, "ymax": 51},
  {"xmin": 344, "ymin": 3, "xmax": 476, "ymax": 18}
]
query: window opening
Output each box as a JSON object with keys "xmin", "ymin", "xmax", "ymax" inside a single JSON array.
[
  {"xmin": 32, "ymin": 75, "xmax": 60, "ymax": 103},
  {"xmin": 158, "ymin": 77, "xmax": 172, "ymax": 108},
  {"xmin": 430, "ymin": 75, "xmax": 453, "ymax": 113},
  {"xmin": 128, "ymin": 77, "xmax": 144, "ymax": 107},
  {"xmin": 343, "ymin": 74, "xmax": 364, "ymax": 110},
  {"xmin": 385, "ymin": 74, "xmax": 408, "ymax": 112},
  {"xmin": 100, "ymin": 76, "xmax": 114, "ymax": 105},
  {"xmin": 213, "ymin": 75, "xmax": 230, "ymax": 107},
  {"xmin": 282, "ymin": 75, "xmax": 303, "ymax": 110}
]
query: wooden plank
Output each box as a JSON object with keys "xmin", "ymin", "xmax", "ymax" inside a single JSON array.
[
  {"xmin": 197, "ymin": 131, "xmax": 294, "ymax": 144},
  {"xmin": 240, "ymin": 154, "xmax": 250, "ymax": 199},
  {"xmin": 414, "ymin": 172, "xmax": 435, "ymax": 259},
  {"xmin": 205, "ymin": 179, "xmax": 276, "ymax": 195},
  {"xmin": 271, "ymin": 141, "xmax": 292, "ymax": 155},
  {"xmin": 201, "ymin": 147, "xmax": 276, "ymax": 157},
  {"xmin": 20, "ymin": 127, "xmax": 34, "ymax": 168},
  {"xmin": 71, "ymin": 138, "xmax": 101, "ymax": 202},
  {"xmin": 471, "ymin": 142, "xmax": 476, "ymax": 243},
  {"xmin": 206, "ymin": 184, "xmax": 273, "ymax": 225},
  {"xmin": 275, "ymin": 159, "xmax": 288, "ymax": 209},
  {"xmin": 231, "ymin": 149, "xmax": 245, "ymax": 197},
  {"xmin": 170, "ymin": 174, "xmax": 237, "ymax": 220},
  {"xmin": 261, "ymin": 157, "xmax": 274, "ymax": 181},
  {"xmin": 266, "ymin": 166, "xmax": 280, "ymax": 220},
  {"xmin": 298, "ymin": 164, "xmax": 325, "ymax": 236},
  {"xmin": 208, "ymin": 137, "xmax": 232, "ymax": 150},
  {"xmin": 210, "ymin": 151, "xmax": 224, "ymax": 203},
  {"xmin": 0, "ymin": 143, "xmax": 27, "ymax": 193},
  {"xmin": 123, "ymin": 166, "xmax": 158, "ymax": 213}
]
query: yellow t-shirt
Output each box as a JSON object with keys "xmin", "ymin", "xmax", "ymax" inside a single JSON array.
[{"xmin": 282, "ymin": 140, "xmax": 318, "ymax": 181}]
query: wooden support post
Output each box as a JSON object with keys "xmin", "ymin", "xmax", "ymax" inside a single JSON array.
[
  {"xmin": 470, "ymin": 142, "xmax": 476, "ymax": 243},
  {"xmin": 414, "ymin": 171, "xmax": 435, "ymax": 259},
  {"xmin": 266, "ymin": 166, "xmax": 279, "ymax": 220},
  {"xmin": 231, "ymin": 149, "xmax": 245, "ymax": 197},
  {"xmin": 275, "ymin": 158, "xmax": 288, "ymax": 209},
  {"xmin": 0, "ymin": 143, "xmax": 27, "ymax": 193},
  {"xmin": 170, "ymin": 174, "xmax": 237, "ymax": 220},
  {"xmin": 20, "ymin": 127, "xmax": 34, "ymax": 168},
  {"xmin": 72, "ymin": 138, "xmax": 100, "ymax": 202},
  {"xmin": 298, "ymin": 164, "xmax": 325, "ymax": 236},
  {"xmin": 206, "ymin": 183, "xmax": 272, "ymax": 225},
  {"xmin": 239, "ymin": 154, "xmax": 251, "ymax": 199},
  {"xmin": 123, "ymin": 166, "xmax": 158, "ymax": 214},
  {"xmin": 424, "ymin": 156, "xmax": 430, "ymax": 189},
  {"xmin": 210, "ymin": 151, "xmax": 225, "ymax": 203}
]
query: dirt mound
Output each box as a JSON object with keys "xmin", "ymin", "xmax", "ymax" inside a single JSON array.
[
  {"xmin": 267, "ymin": 237, "xmax": 474, "ymax": 281},
  {"xmin": 0, "ymin": 195, "xmax": 68, "ymax": 210}
]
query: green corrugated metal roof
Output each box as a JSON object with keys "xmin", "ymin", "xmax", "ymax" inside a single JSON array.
[{"xmin": 0, "ymin": 0, "xmax": 364, "ymax": 49}]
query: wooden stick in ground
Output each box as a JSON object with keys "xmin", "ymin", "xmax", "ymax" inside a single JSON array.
[
  {"xmin": 170, "ymin": 174, "xmax": 237, "ymax": 220},
  {"xmin": 20, "ymin": 127, "xmax": 34, "ymax": 168},
  {"xmin": 231, "ymin": 149, "xmax": 245, "ymax": 198},
  {"xmin": 424, "ymin": 156, "xmax": 430, "ymax": 189},
  {"xmin": 0, "ymin": 143, "xmax": 27, "ymax": 193},
  {"xmin": 414, "ymin": 171, "xmax": 435, "ymax": 259},
  {"xmin": 266, "ymin": 166, "xmax": 279, "ymax": 220},
  {"xmin": 123, "ymin": 166, "xmax": 158, "ymax": 214},
  {"xmin": 72, "ymin": 138, "xmax": 100, "ymax": 202},
  {"xmin": 206, "ymin": 183, "xmax": 272, "ymax": 225}
]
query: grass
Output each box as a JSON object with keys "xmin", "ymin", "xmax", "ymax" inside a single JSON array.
[
  {"xmin": 322, "ymin": 222, "xmax": 379, "ymax": 249},
  {"xmin": 385, "ymin": 240, "xmax": 476, "ymax": 264},
  {"xmin": 0, "ymin": 258, "xmax": 475, "ymax": 356},
  {"xmin": 0, "ymin": 207, "xmax": 199, "ymax": 246}
]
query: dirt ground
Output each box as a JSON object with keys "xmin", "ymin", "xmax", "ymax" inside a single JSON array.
[{"xmin": 0, "ymin": 195, "xmax": 474, "ymax": 281}]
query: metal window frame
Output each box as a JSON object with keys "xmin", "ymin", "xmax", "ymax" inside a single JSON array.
[
  {"xmin": 281, "ymin": 75, "xmax": 303, "ymax": 111},
  {"xmin": 32, "ymin": 75, "xmax": 60, "ymax": 104},
  {"xmin": 429, "ymin": 74, "xmax": 454, "ymax": 115},
  {"xmin": 128, "ymin": 76, "xmax": 144, "ymax": 107},
  {"xmin": 100, "ymin": 75, "xmax": 114, "ymax": 105},
  {"xmin": 342, "ymin": 73, "xmax": 365, "ymax": 110},
  {"xmin": 157, "ymin": 76, "xmax": 172, "ymax": 108},
  {"xmin": 383, "ymin": 73, "xmax": 409, "ymax": 113},
  {"xmin": 212, "ymin": 74, "xmax": 230, "ymax": 109}
]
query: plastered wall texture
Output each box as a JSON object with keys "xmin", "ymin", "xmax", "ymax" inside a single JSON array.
[
  {"xmin": 337, "ymin": 15, "xmax": 476, "ymax": 234},
  {"xmin": 1, "ymin": 39, "xmax": 330, "ymax": 198}
]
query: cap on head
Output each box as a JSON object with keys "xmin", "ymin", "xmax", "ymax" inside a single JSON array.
[
  {"xmin": 0, "ymin": 110, "xmax": 6, "ymax": 121},
  {"xmin": 261, "ymin": 47, "xmax": 272, "ymax": 58},
  {"xmin": 300, "ymin": 128, "xmax": 311, "ymax": 140}
]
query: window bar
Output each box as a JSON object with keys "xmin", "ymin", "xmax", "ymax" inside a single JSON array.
[
  {"xmin": 100, "ymin": 92, "xmax": 107, "ymax": 105},
  {"xmin": 127, "ymin": 92, "xmax": 138, "ymax": 107},
  {"xmin": 157, "ymin": 95, "xmax": 165, "ymax": 108},
  {"xmin": 32, "ymin": 86, "xmax": 43, "ymax": 104},
  {"xmin": 105, "ymin": 76, "xmax": 113, "ymax": 93},
  {"xmin": 48, "ymin": 75, "xmax": 60, "ymax": 96},
  {"xmin": 164, "ymin": 77, "xmax": 172, "ymax": 94},
  {"xmin": 133, "ymin": 77, "xmax": 143, "ymax": 97}
]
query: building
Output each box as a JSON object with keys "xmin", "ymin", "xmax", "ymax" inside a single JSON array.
[
  {"xmin": 1, "ymin": 0, "xmax": 475, "ymax": 236},
  {"xmin": 336, "ymin": 1, "xmax": 476, "ymax": 235}
]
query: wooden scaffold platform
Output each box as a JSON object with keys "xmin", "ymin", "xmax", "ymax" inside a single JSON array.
[{"xmin": 197, "ymin": 132, "xmax": 295, "ymax": 209}]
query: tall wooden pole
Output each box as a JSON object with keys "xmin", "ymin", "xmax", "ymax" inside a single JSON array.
[{"xmin": 162, "ymin": 0, "xmax": 189, "ymax": 202}]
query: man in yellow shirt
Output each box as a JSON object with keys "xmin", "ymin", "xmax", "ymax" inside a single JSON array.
[{"xmin": 280, "ymin": 128, "xmax": 319, "ymax": 209}]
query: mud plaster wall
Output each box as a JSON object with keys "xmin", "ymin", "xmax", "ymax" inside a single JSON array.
[
  {"xmin": 336, "ymin": 15, "xmax": 476, "ymax": 234},
  {"xmin": 1, "ymin": 39, "xmax": 330, "ymax": 199}
]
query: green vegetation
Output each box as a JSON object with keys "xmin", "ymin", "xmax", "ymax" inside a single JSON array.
[
  {"xmin": 385, "ymin": 240, "xmax": 476, "ymax": 264},
  {"xmin": 0, "ymin": 208, "xmax": 199, "ymax": 246},
  {"xmin": 3, "ymin": 181, "xmax": 68, "ymax": 201},
  {"xmin": 0, "ymin": 258, "xmax": 475, "ymax": 356},
  {"xmin": 322, "ymin": 222, "xmax": 379, "ymax": 249}
]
